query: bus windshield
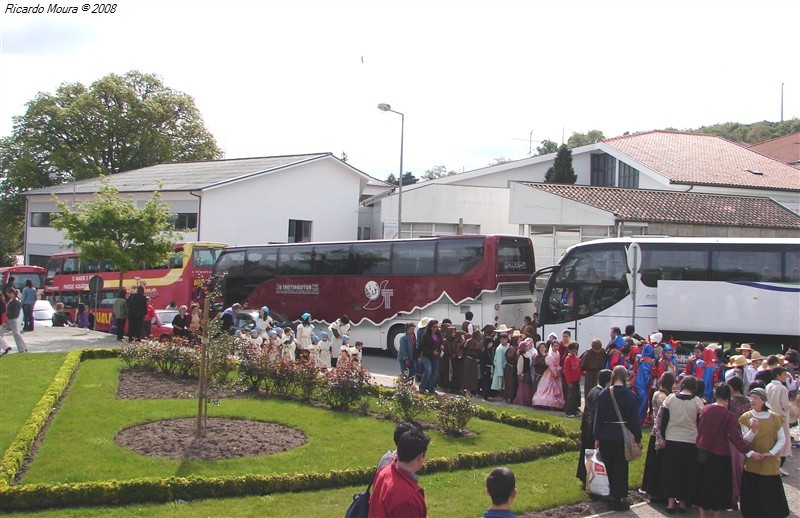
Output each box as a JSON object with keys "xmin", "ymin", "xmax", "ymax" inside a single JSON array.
[{"xmin": 541, "ymin": 245, "xmax": 629, "ymax": 325}]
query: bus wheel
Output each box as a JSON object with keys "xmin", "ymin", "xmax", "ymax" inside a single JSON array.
[{"xmin": 387, "ymin": 325, "xmax": 404, "ymax": 357}]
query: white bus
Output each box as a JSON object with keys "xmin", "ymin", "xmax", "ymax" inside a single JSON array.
[{"xmin": 530, "ymin": 237, "xmax": 800, "ymax": 352}]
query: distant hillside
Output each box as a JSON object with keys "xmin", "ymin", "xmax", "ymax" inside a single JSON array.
[{"xmin": 678, "ymin": 118, "xmax": 800, "ymax": 145}]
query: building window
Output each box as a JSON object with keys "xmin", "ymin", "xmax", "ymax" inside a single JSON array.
[
  {"xmin": 288, "ymin": 219, "xmax": 312, "ymax": 243},
  {"xmin": 618, "ymin": 161, "xmax": 639, "ymax": 188},
  {"xmin": 590, "ymin": 154, "xmax": 616, "ymax": 187},
  {"xmin": 171, "ymin": 213, "xmax": 198, "ymax": 231},
  {"xmin": 357, "ymin": 227, "xmax": 372, "ymax": 240},
  {"xmin": 30, "ymin": 212, "xmax": 53, "ymax": 227},
  {"xmin": 399, "ymin": 222, "xmax": 480, "ymax": 239}
]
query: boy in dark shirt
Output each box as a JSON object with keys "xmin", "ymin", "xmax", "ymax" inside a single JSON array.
[{"xmin": 482, "ymin": 467, "xmax": 517, "ymax": 518}]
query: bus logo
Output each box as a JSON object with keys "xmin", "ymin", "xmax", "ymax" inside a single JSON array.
[{"xmin": 363, "ymin": 280, "xmax": 393, "ymax": 310}]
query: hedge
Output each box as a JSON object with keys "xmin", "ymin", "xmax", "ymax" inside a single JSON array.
[
  {"xmin": 0, "ymin": 438, "xmax": 578, "ymax": 511},
  {"xmin": 0, "ymin": 350, "xmax": 82, "ymax": 489}
]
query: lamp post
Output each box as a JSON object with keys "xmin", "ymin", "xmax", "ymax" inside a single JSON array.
[{"xmin": 377, "ymin": 103, "xmax": 404, "ymax": 239}]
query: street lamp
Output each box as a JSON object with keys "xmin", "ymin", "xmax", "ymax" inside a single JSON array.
[{"xmin": 377, "ymin": 103, "xmax": 404, "ymax": 239}]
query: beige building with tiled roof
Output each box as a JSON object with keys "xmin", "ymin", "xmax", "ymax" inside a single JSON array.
[{"xmin": 367, "ymin": 130, "xmax": 800, "ymax": 267}]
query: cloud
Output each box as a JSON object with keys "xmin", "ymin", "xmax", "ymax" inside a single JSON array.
[{"xmin": 1, "ymin": 19, "xmax": 94, "ymax": 56}]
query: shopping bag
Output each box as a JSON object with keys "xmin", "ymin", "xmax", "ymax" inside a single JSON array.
[{"xmin": 585, "ymin": 449, "xmax": 610, "ymax": 497}]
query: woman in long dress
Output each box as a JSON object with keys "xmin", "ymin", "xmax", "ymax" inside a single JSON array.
[
  {"xmin": 738, "ymin": 387, "xmax": 790, "ymax": 518},
  {"xmin": 641, "ymin": 371, "xmax": 675, "ymax": 503},
  {"xmin": 530, "ymin": 341, "xmax": 547, "ymax": 395},
  {"xmin": 513, "ymin": 338, "xmax": 534, "ymax": 406},
  {"xmin": 532, "ymin": 342, "xmax": 565, "ymax": 409}
]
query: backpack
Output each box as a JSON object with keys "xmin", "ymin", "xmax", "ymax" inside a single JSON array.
[{"xmin": 345, "ymin": 482, "xmax": 372, "ymax": 518}]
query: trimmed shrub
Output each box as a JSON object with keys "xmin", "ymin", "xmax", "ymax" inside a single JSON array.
[
  {"xmin": 318, "ymin": 365, "xmax": 373, "ymax": 410},
  {"xmin": 378, "ymin": 374, "xmax": 435, "ymax": 422},
  {"xmin": 434, "ymin": 395, "xmax": 478, "ymax": 435}
]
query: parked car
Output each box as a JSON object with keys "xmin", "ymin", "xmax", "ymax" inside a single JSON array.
[
  {"xmin": 151, "ymin": 309, "xmax": 178, "ymax": 341},
  {"xmin": 33, "ymin": 300, "xmax": 55, "ymax": 328}
]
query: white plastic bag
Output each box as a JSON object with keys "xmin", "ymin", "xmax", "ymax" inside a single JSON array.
[{"xmin": 585, "ymin": 449, "xmax": 610, "ymax": 497}]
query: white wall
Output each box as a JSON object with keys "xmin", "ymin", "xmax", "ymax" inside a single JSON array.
[
  {"xmin": 379, "ymin": 184, "xmax": 519, "ymax": 235},
  {"xmin": 200, "ymin": 158, "xmax": 361, "ymax": 245}
]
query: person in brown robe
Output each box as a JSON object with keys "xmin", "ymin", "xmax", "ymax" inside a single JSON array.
[
  {"xmin": 461, "ymin": 329, "xmax": 482, "ymax": 395},
  {"xmin": 503, "ymin": 335, "xmax": 520, "ymax": 402},
  {"xmin": 579, "ymin": 338, "xmax": 607, "ymax": 402},
  {"xmin": 438, "ymin": 324, "xmax": 461, "ymax": 391}
]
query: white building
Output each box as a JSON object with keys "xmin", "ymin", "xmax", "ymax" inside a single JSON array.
[
  {"xmin": 366, "ymin": 130, "xmax": 800, "ymax": 267},
  {"xmin": 24, "ymin": 153, "xmax": 392, "ymax": 266}
]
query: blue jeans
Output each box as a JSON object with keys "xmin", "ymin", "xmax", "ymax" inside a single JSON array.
[{"xmin": 420, "ymin": 357, "xmax": 439, "ymax": 393}]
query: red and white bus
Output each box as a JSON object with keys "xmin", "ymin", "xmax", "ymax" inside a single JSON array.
[
  {"xmin": 44, "ymin": 242, "xmax": 227, "ymax": 330},
  {"xmin": 211, "ymin": 235, "xmax": 535, "ymax": 353},
  {"xmin": 1, "ymin": 265, "xmax": 46, "ymax": 292}
]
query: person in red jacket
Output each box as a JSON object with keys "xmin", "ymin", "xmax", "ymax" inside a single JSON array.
[
  {"xmin": 369, "ymin": 427, "xmax": 430, "ymax": 518},
  {"xmin": 563, "ymin": 342, "xmax": 582, "ymax": 417}
]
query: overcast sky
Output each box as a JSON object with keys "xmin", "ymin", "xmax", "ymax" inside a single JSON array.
[{"xmin": 1, "ymin": 0, "xmax": 797, "ymax": 181}]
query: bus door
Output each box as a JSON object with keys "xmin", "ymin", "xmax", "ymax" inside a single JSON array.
[{"xmin": 626, "ymin": 243, "xmax": 641, "ymax": 332}]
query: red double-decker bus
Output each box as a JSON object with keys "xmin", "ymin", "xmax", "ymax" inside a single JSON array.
[
  {"xmin": 44, "ymin": 242, "xmax": 227, "ymax": 330},
  {"xmin": 211, "ymin": 235, "xmax": 535, "ymax": 353},
  {"xmin": 1, "ymin": 265, "xmax": 46, "ymax": 292}
]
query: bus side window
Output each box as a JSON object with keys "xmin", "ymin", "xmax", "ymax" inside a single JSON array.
[
  {"xmin": 63, "ymin": 257, "xmax": 79, "ymax": 274},
  {"xmin": 80, "ymin": 259, "xmax": 99, "ymax": 274},
  {"xmin": 101, "ymin": 259, "xmax": 119, "ymax": 273}
]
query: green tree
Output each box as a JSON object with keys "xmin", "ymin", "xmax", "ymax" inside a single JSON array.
[
  {"xmin": 385, "ymin": 172, "xmax": 418, "ymax": 186},
  {"xmin": 0, "ymin": 71, "xmax": 220, "ymax": 266},
  {"xmin": 50, "ymin": 178, "xmax": 180, "ymax": 288},
  {"xmin": 420, "ymin": 165, "xmax": 456, "ymax": 181},
  {"xmin": 686, "ymin": 118, "xmax": 800, "ymax": 144},
  {"xmin": 544, "ymin": 144, "xmax": 577, "ymax": 184},
  {"xmin": 535, "ymin": 139, "xmax": 559, "ymax": 156},
  {"xmin": 567, "ymin": 129, "xmax": 605, "ymax": 148}
]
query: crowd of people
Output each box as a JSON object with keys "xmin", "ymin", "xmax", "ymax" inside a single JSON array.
[{"xmin": 578, "ymin": 339, "xmax": 798, "ymax": 516}]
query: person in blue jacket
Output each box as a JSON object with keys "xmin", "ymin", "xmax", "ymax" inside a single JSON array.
[{"xmin": 633, "ymin": 343, "xmax": 656, "ymax": 423}]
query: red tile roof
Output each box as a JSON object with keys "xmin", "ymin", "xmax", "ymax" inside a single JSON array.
[
  {"xmin": 527, "ymin": 183, "xmax": 800, "ymax": 229},
  {"xmin": 601, "ymin": 131, "xmax": 800, "ymax": 191},
  {"xmin": 747, "ymin": 131, "xmax": 800, "ymax": 167}
]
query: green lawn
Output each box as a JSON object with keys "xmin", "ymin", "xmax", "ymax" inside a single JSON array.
[
  {"xmin": 3, "ymin": 355, "xmax": 650, "ymax": 515},
  {"xmin": 22, "ymin": 359, "xmax": 558, "ymax": 484},
  {"xmin": 0, "ymin": 353, "xmax": 67, "ymax": 453}
]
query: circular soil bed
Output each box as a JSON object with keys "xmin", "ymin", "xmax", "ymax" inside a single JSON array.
[{"xmin": 115, "ymin": 418, "xmax": 307, "ymax": 460}]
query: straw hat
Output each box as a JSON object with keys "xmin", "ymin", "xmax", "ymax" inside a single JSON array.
[
  {"xmin": 418, "ymin": 317, "xmax": 432, "ymax": 329},
  {"xmin": 705, "ymin": 342, "xmax": 721, "ymax": 351},
  {"xmin": 496, "ymin": 324, "xmax": 510, "ymax": 333},
  {"xmin": 511, "ymin": 329, "xmax": 523, "ymax": 338},
  {"xmin": 775, "ymin": 354, "xmax": 787, "ymax": 365},
  {"xmin": 726, "ymin": 355, "xmax": 747, "ymax": 368},
  {"xmin": 736, "ymin": 343, "xmax": 753, "ymax": 352},
  {"xmin": 750, "ymin": 351, "xmax": 763, "ymax": 361}
]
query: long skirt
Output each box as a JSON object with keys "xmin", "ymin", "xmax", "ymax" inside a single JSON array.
[
  {"xmin": 503, "ymin": 365, "xmax": 517, "ymax": 401},
  {"xmin": 598, "ymin": 439, "xmax": 629, "ymax": 499},
  {"xmin": 660, "ymin": 440, "xmax": 697, "ymax": 502},
  {"xmin": 641, "ymin": 434, "xmax": 665, "ymax": 500},
  {"xmin": 461, "ymin": 357, "xmax": 480, "ymax": 393},
  {"xmin": 576, "ymin": 422, "xmax": 595, "ymax": 484},
  {"xmin": 730, "ymin": 442, "xmax": 745, "ymax": 499},
  {"xmin": 513, "ymin": 378, "xmax": 533, "ymax": 407},
  {"xmin": 532, "ymin": 369, "xmax": 564, "ymax": 409},
  {"xmin": 740, "ymin": 470, "xmax": 790, "ymax": 518},
  {"xmin": 693, "ymin": 452, "xmax": 733, "ymax": 511}
]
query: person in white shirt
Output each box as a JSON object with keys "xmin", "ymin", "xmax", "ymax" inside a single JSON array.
[
  {"xmin": 766, "ymin": 366, "xmax": 793, "ymax": 476},
  {"xmin": 327, "ymin": 315, "xmax": 351, "ymax": 368},
  {"xmin": 319, "ymin": 331, "xmax": 332, "ymax": 369},
  {"xmin": 296, "ymin": 312, "xmax": 314, "ymax": 361},
  {"xmin": 256, "ymin": 306, "xmax": 273, "ymax": 330}
]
